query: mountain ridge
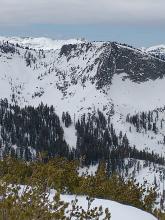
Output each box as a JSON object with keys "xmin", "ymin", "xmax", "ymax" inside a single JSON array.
[
  {"xmin": 0, "ymin": 36, "xmax": 84, "ymax": 50},
  {"xmin": 1, "ymin": 37, "xmax": 165, "ymax": 155}
]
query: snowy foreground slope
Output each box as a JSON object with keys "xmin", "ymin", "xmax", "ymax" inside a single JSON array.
[
  {"xmin": 16, "ymin": 184, "xmax": 157, "ymax": 220},
  {"xmin": 60, "ymin": 194, "xmax": 157, "ymax": 220}
]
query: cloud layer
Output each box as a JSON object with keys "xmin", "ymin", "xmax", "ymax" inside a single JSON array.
[{"xmin": 0, "ymin": 0, "xmax": 164, "ymax": 25}]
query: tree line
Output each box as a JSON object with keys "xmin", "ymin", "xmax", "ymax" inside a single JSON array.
[{"xmin": 0, "ymin": 99, "xmax": 164, "ymax": 170}]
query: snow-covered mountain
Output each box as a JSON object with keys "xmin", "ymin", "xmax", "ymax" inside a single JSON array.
[
  {"xmin": 1, "ymin": 37, "xmax": 165, "ymax": 211},
  {"xmin": 0, "ymin": 37, "xmax": 165, "ymax": 154}
]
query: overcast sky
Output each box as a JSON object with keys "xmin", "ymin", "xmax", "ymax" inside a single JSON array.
[{"xmin": 0, "ymin": 0, "xmax": 164, "ymax": 47}]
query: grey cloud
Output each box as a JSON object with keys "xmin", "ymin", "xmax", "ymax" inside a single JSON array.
[{"xmin": 0, "ymin": 0, "xmax": 164, "ymax": 25}]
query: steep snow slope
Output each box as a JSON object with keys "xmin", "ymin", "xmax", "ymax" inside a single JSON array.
[
  {"xmin": 109, "ymin": 74, "xmax": 165, "ymax": 155},
  {"xmin": 109, "ymin": 73, "xmax": 165, "ymax": 113}
]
